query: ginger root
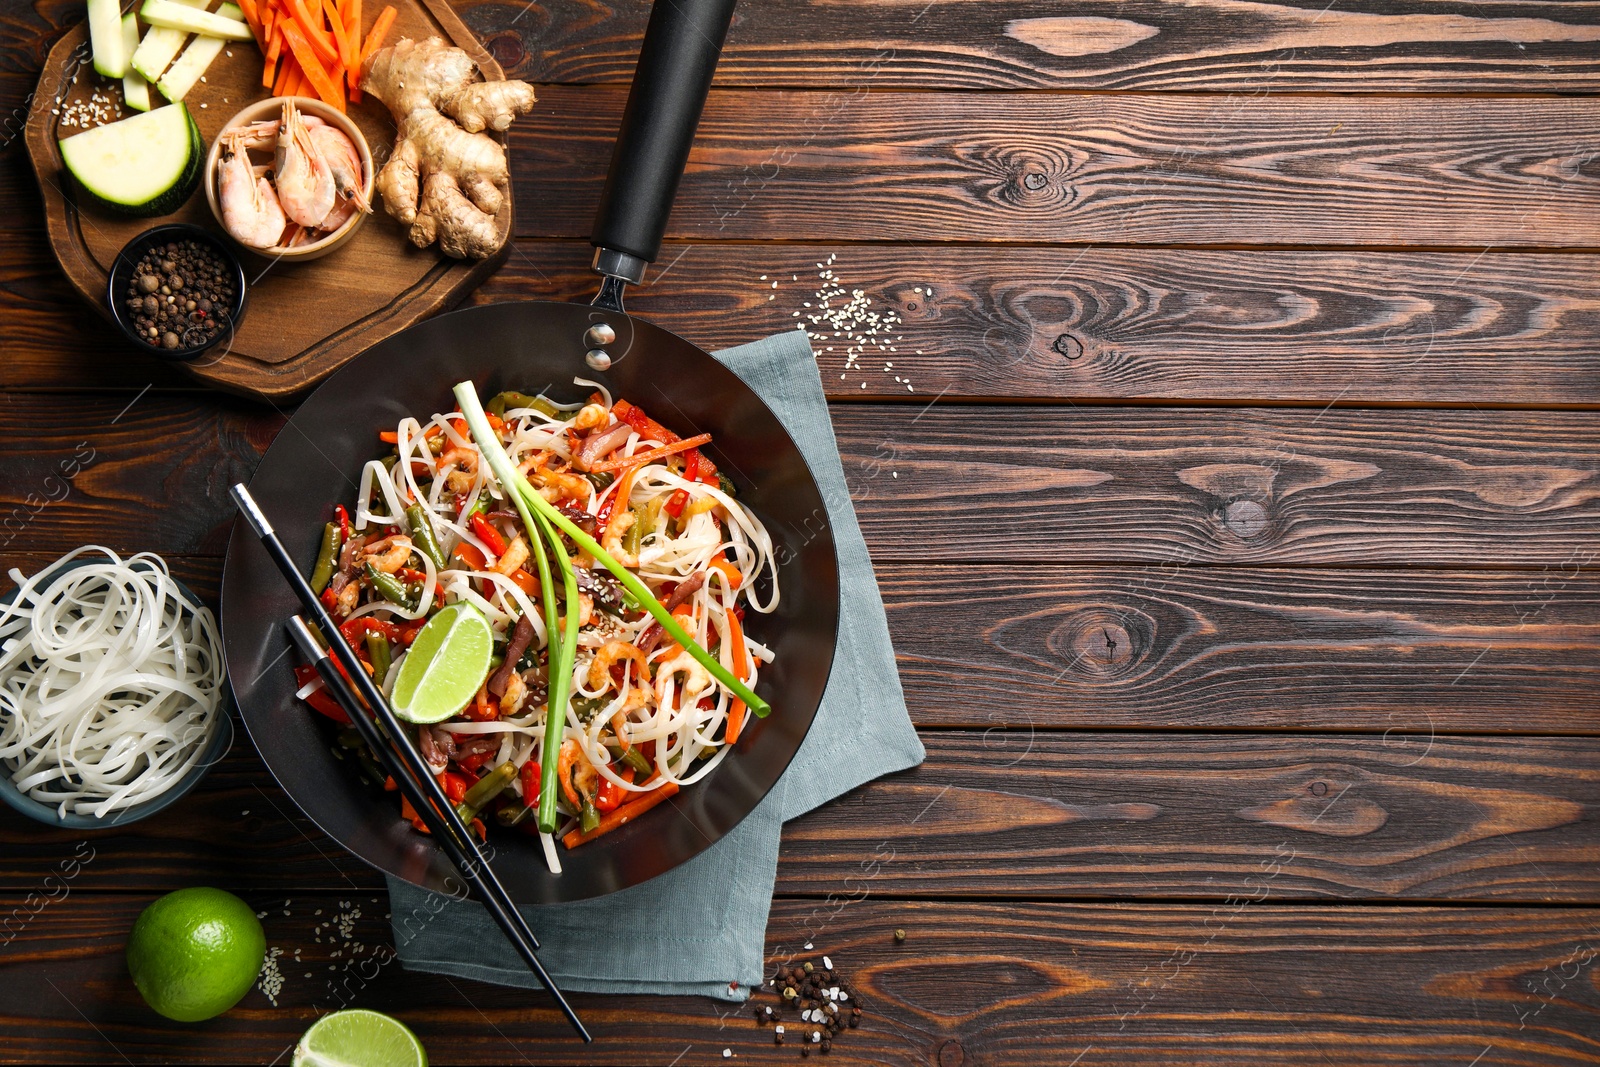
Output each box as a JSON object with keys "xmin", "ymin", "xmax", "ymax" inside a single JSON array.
[{"xmin": 361, "ymin": 37, "xmax": 536, "ymax": 259}]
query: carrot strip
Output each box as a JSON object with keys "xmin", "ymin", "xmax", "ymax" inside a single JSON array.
[
  {"xmin": 586, "ymin": 433, "xmax": 714, "ymax": 474},
  {"xmin": 281, "ymin": 20, "xmax": 345, "ymax": 110},
  {"xmin": 283, "ymin": 0, "xmax": 340, "ymax": 68},
  {"xmin": 236, "ymin": 0, "xmax": 261, "ymax": 35},
  {"xmin": 722, "ymin": 607, "xmax": 751, "ymax": 745},
  {"xmin": 344, "ymin": 0, "xmax": 363, "ymax": 99},
  {"xmin": 262, "ymin": 49, "xmax": 279, "ymax": 88},
  {"xmin": 272, "ymin": 51, "xmax": 299, "ymax": 95},
  {"xmin": 322, "ymin": 0, "xmax": 355, "ymax": 74},
  {"xmin": 563, "ymin": 782, "xmax": 680, "ymax": 848},
  {"xmin": 360, "ymin": 4, "xmax": 397, "ymax": 66}
]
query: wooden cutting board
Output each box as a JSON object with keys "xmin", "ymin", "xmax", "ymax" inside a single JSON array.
[{"xmin": 23, "ymin": 0, "xmax": 511, "ymax": 402}]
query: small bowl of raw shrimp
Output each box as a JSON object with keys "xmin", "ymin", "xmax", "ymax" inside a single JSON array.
[{"xmin": 205, "ymin": 96, "xmax": 375, "ymax": 262}]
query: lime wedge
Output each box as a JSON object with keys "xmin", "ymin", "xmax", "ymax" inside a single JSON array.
[
  {"xmin": 292, "ymin": 1009, "xmax": 427, "ymax": 1067},
  {"xmin": 389, "ymin": 602, "xmax": 493, "ymax": 724}
]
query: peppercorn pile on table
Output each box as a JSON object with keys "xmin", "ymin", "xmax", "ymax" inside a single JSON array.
[{"xmin": 4, "ymin": 0, "xmax": 1600, "ymax": 1064}]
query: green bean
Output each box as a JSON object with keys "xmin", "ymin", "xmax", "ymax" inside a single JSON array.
[
  {"xmin": 603, "ymin": 740, "xmax": 651, "ymax": 775},
  {"xmin": 309, "ymin": 522, "xmax": 342, "ymax": 594},
  {"xmin": 456, "ymin": 761, "xmax": 518, "ymax": 823},
  {"xmin": 405, "ymin": 504, "xmax": 447, "ymax": 570},
  {"xmin": 585, "ymin": 471, "xmax": 615, "ymax": 492},
  {"xmin": 623, "ymin": 506, "xmax": 647, "ymax": 555},
  {"xmin": 495, "ymin": 803, "xmax": 535, "ymax": 827},
  {"xmin": 365, "ymin": 564, "xmax": 414, "ymax": 608},
  {"xmin": 365, "ymin": 631, "xmax": 391, "ymax": 684},
  {"xmin": 579, "ymin": 797, "xmax": 601, "ymax": 833},
  {"xmin": 491, "ymin": 391, "xmax": 562, "ymax": 419}
]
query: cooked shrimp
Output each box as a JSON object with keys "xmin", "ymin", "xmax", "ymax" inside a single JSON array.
[
  {"xmin": 274, "ymin": 99, "xmax": 336, "ymax": 228},
  {"xmin": 571, "ymin": 403, "xmax": 608, "ymax": 431},
  {"xmin": 557, "ymin": 739, "xmax": 598, "ymax": 807},
  {"xmin": 362, "ymin": 535, "xmax": 414, "ymax": 573},
  {"xmin": 492, "ymin": 535, "xmax": 529, "ymax": 575},
  {"xmin": 600, "ymin": 510, "xmax": 638, "ymax": 567},
  {"xmin": 334, "ymin": 580, "xmax": 360, "ymax": 615},
  {"xmin": 437, "ymin": 445, "xmax": 479, "ymax": 475},
  {"xmin": 655, "ymin": 650, "xmax": 710, "ymax": 706},
  {"xmin": 531, "ymin": 467, "xmax": 588, "ymax": 504},
  {"xmin": 609, "ymin": 688, "xmax": 648, "ymax": 749},
  {"xmin": 586, "ymin": 639, "xmax": 648, "ymax": 691},
  {"xmin": 217, "ymin": 133, "xmax": 286, "ymax": 249},
  {"xmin": 499, "ymin": 671, "xmax": 527, "ymax": 716}
]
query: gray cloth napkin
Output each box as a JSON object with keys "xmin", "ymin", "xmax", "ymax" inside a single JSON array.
[{"xmin": 386, "ymin": 328, "xmax": 925, "ymax": 1000}]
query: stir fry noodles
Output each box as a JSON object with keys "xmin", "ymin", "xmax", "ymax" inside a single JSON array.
[{"xmin": 295, "ymin": 381, "xmax": 778, "ymax": 868}]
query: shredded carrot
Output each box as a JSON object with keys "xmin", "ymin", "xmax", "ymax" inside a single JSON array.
[
  {"xmin": 281, "ymin": 21, "xmax": 346, "ymax": 111},
  {"xmin": 236, "ymin": 0, "xmax": 261, "ymax": 35},
  {"xmin": 563, "ymin": 782, "xmax": 680, "ymax": 848},
  {"xmin": 322, "ymin": 0, "xmax": 356, "ymax": 77},
  {"xmin": 272, "ymin": 51, "xmax": 299, "ymax": 95},
  {"xmin": 360, "ymin": 4, "xmax": 397, "ymax": 68},
  {"xmin": 708, "ymin": 556, "xmax": 743, "ymax": 591},
  {"xmin": 586, "ymin": 433, "xmax": 714, "ymax": 474},
  {"xmin": 344, "ymin": 0, "xmax": 363, "ymax": 99},
  {"xmin": 722, "ymin": 607, "xmax": 751, "ymax": 744},
  {"xmin": 283, "ymin": 0, "xmax": 340, "ymax": 68}
]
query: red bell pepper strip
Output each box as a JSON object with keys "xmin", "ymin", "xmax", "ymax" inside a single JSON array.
[
  {"xmin": 613, "ymin": 400, "xmax": 720, "ymax": 479},
  {"xmin": 519, "ymin": 759, "xmax": 542, "ymax": 801},
  {"xmin": 291, "ymin": 664, "xmax": 350, "ymax": 723},
  {"xmin": 437, "ymin": 772, "xmax": 468, "ymax": 806},
  {"xmin": 469, "ymin": 513, "xmax": 508, "ymax": 557},
  {"xmin": 594, "ymin": 768, "xmax": 634, "ymax": 812},
  {"xmin": 334, "ymin": 504, "xmax": 351, "ymax": 541}
]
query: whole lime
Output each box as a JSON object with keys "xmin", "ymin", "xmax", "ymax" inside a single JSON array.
[{"xmin": 126, "ymin": 887, "xmax": 266, "ymax": 1022}]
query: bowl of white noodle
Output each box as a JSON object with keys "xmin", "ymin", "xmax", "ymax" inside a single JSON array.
[{"xmin": 0, "ymin": 547, "xmax": 231, "ymax": 828}]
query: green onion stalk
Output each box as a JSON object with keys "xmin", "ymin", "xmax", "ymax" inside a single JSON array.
[
  {"xmin": 455, "ymin": 379, "xmax": 771, "ymax": 830},
  {"xmin": 453, "ymin": 381, "xmax": 769, "ymax": 718}
]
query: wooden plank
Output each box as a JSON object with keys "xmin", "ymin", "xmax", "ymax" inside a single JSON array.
[
  {"xmin": 886, "ymin": 564, "xmax": 1600, "ymax": 732},
  {"xmin": 514, "ymin": 88, "xmax": 1600, "ymax": 248},
  {"xmin": 0, "ymin": 893, "xmax": 1597, "ymax": 1064},
  {"xmin": 462, "ymin": 0, "xmax": 1600, "ymax": 93},
  {"xmin": 9, "ymin": 551, "xmax": 1595, "ymax": 733},
  {"xmin": 11, "ymin": 237, "xmax": 1600, "ymax": 406},
  {"xmin": 3, "ymin": 395, "xmax": 1598, "ymax": 565},
  {"xmin": 3, "ymin": 726, "xmax": 1597, "ymax": 903}
]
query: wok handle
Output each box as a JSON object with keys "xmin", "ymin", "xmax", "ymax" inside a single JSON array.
[{"xmin": 590, "ymin": 0, "xmax": 738, "ymax": 284}]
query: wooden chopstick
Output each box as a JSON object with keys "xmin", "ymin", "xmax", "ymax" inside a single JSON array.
[{"xmin": 231, "ymin": 484, "xmax": 591, "ymax": 1043}]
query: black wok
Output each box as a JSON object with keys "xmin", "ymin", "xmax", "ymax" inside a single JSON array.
[{"xmin": 221, "ymin": 0, "xmax": 840, "ymax": 903}]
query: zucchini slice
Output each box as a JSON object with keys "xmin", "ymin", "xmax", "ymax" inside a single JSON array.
[
  {"xmin": 139, "ymin": 0, "xmax": 252, "ymax": 40},
  {"xmin": 156, "ymin": 32, "xmax": 225, "ymax": 101},
  {"xmin": 59, "ymin": 103, "xmax": 202, "ymax": 217},
  {"xmin": 88, "ymin": 0, "xmax": 131, "ymax": 79},
  {"xmin": 120, "ymin": 15, "xmax": 152, "ymax": 111},
  {"xmin": 129, "ymin": 0, "xmax": 212, "ymax": 83}
]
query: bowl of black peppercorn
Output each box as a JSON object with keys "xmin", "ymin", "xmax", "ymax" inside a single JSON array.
[{"xmin": 107, "ymin": 223, "xmax": 248, "ymax": 360}]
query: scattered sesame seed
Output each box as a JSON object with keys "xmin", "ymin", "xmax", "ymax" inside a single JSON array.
[
  {"xmin": 823, "ymin": 956, "xmax": 832, "ymax": 969},
  {"xmin": 723, "ymin": 1051, "xmax": 732, "ymax": 1059},
  {"xmin": 804, "ymin": 942, "xmax": 813, "ymax": 950}
]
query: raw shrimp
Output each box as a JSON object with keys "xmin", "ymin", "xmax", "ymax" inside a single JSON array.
[
  {"xmin": 308, "ymin": 124, "xmax": 370, "ymax": 222},
  {"xmin": 274, "ymin": 100, "xmax": 336, "ymax": 228},
  {"xmin": 217, "ymin": 132, "xmax": 286, "ymax": 249}
]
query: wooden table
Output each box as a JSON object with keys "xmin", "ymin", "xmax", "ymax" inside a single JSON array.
[{"xmin": 3, "ymin": 1, "xmax": 1599, "ymax": 1063}]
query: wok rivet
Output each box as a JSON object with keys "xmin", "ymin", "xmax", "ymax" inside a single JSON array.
[
  {"xmin": 585, "ymin": 349, "xmax": 613, "ymax": 371},
  {"xmin": 584, "ymin": 323, "xmax": 617, "ymax": 348}
]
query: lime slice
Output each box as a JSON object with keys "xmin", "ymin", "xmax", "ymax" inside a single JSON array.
[
  {"xmin": 292, "ymin": 1009, "xmax": 427, "ymax": 1067},
  {"xmin": 389, "ymin": 602, "xmax": 493, "ymax": 724}
]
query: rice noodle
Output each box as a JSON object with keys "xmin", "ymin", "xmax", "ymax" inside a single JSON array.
[
  {"xmin": 325, "ymin": 380, "xmax": 783, "ymax": 864},
  {"xmin": 0, "ymin": 547, "xmax": 225, "ymax": 818}
]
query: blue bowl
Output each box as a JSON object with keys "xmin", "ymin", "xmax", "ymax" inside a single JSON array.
[{"xmin": 0, "ymin": 556, "xmax": 234, "ymax": 829}]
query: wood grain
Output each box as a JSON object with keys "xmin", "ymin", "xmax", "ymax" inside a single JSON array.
[
  {"xmin": 9, "ymin": 552, "xmax": 1595, "ymax": 733},
  {"xmin": 885, "ymin": 564, "xmax": 1600, "ymax": 732},
  {"xmin": 11, "ymin": 237, "xmax": 1600, "ymax": 407},
  {"xmin": 3, "ymin": 395, "xmax": 1598, "ymax": 565},
  {"xmin": 515, "ymin": 87, "xmax": 1600, "ymax": 248},
  {"xmin": 1, "ymin": 893, "xmax": 1597, "ymax": 1065},
  {"xmin": 459, "ymin": 0, "xmax": 1600, "ymax": 93},
  {"xmin": 3, "ymin": 726, "xmax": 1597, "ymax": 903}
]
